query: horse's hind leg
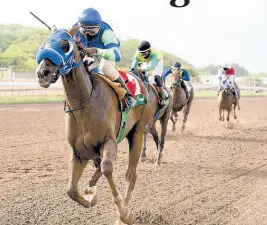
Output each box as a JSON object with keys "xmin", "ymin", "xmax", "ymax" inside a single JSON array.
[
  {"xmin": 83, "ymin": 157, "xmax": 102, "ymax": 207},
  {"xmin": 100, "ymin": 138, "xmax": 131, "ymax": 224},
  {"xmin": 237, "ymin": 99, "xmax": 241, "ymax": 110},
  {"xmin": 117, "ymin": 126, "xmax": 146, "ymax": 224},
  {"xmin": 181, "ymin": 101, "xmax": 192, "ymax": 133},
  {"xmin": 233, "ymin": 104, "xmax": 237, "ymax": 119},
  {"xmin": 67, "ymin": 153, "xmax": 94, "ymax": 208}
]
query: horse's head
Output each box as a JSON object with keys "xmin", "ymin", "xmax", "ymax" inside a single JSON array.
[
  {"xmin": 170, "ymin": 69, "xmax": 182, "ymax": 90},
  {"xmin": 221, "ymin": 79, "xmax": 232, "ymax": 94},
  {"xmin": 36, "ymin": 27, "xmax": 81, "ymax": 88}
]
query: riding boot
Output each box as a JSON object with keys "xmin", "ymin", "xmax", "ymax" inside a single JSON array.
[
  {"xmin": 158, "ymin": 86, "xmax": 167, "ymax": 107},
  {"xmin": 114, "ymin": 77, "xmax": 136, "ymax": 108},
  {"xmin": 233, "ymin": 88, "xmax": 238, "ymax": 99},
  {"xmin": 154, "ymin": 75, "xmax": 166, "ymax": 107},
  {"xmin": 182, "ymin": 80, "xmax": 190, "ymax": 99}
]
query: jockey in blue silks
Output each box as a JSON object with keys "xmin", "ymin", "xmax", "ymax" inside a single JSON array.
[
  {"xmin": 162, "ymin": 61, "xmax": 192, "ymax": 99},
  {"xmin": 72, "ymin": 8, "xmax": 135, "ymax": 108}
]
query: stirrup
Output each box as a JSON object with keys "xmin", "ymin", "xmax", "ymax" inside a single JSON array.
[
  {"xmin": 125, "ymin": 96, "xmax": 136, "ymax": 109},
  {"xmin": 159, "ymin": 98, "xmax": 167, "ymax": 107},
  {"xmin": 186, "ymin": 92, "xmax": 190, "ymax": 99}
]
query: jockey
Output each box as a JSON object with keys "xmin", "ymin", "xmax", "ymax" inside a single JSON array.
[
  {"xmin": 217, "ymin": 63, "xmax": 237, "ymax": 97},
  {"xmin": 162, "ymin": 61, "xmax": 192, "ymax": 99},
  {"xmin": 130, "ymin": 40, "xmax": 166, "ymax": 107},
  {"xmin": 72, "ymin": 8, "xmax": 136, "ymax": 108}
]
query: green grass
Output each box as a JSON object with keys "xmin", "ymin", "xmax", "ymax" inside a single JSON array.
[
  {"xmin": 0, "ymin": 91, "xmax": 266, "ymax": 104},
  {"xmin": 0, "ymin": 95, "xmax": 65, "ymax": 104}
]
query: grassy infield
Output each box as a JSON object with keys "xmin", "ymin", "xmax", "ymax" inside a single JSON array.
[{"xmin": 0, "ymin": 91, "xmax": 266, "ymax": 104}]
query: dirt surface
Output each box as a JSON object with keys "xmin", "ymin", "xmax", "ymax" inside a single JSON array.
[{"xmin": 1, "ymin": 97, "xmax": 267, "ymax": 225}]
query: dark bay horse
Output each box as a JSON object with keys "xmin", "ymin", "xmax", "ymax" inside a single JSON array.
[
  {"xmin": 129, "ymin": 70, "xmax": 172, "ymax": 166},
  {"xmin": 218, "ymin": 80, "xmax": 238, "ymax": 125},
  {"xmin": 170, "ymin": 70, "xmax": 194, "ymax": 133},
  {"xmin": 141, "ymin": 83, "xmax": 172, "ymax": 166},
  {"xmin": 35, "ymin": 28, "xmax": 151, "ymax": 225}
]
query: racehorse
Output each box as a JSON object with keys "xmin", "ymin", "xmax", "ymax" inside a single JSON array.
[
  {"xmin": 218, "ymin": 79, "xmax": 238, "ymax": 125},
  {"xmin": 170, "ymin": 70, "xmax": 194, "ymax": 133},
  {"xmin": 130, "ymin": 69, "xmax": 172, "ymax": 166},
  {"xmin": 35, "ymin": 27, "xmax": 151, "ymax": 225}
]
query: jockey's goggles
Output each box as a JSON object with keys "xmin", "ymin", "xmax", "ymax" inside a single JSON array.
[
  {"xmin": 139, "ymin": 48, "xmax": 151, "ymax": 58},
  {"xmin": 171, "ymin": 66, "xmax": 181, "ymax": 73},
  {"xmin": 79, "ymin": 25, "xmax": 100, "ymax": 36}
]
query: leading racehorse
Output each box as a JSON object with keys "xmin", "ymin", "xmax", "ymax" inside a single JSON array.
[{"xmin": 35, "ymin": 27, "xmax": 151, "ymax": 225}]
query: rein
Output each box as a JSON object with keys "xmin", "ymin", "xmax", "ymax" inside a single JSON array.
[{"xmin": 64, "ymin": 96, "xmax": 92, "ymax": 113}]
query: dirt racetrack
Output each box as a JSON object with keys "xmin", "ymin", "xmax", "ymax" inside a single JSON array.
[{"xmin": 1, "ymin": 97, "xmax": 267, "ymax": 225}]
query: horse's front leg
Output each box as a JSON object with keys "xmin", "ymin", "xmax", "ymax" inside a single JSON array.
[
  {"xmin": 219, "ymin": 107, "xmax": 222, "ymax": 121},
  {"xmin": 170, "ymin": 110, "xmax": 177, "ymax": 131},
  {"xmin": 67, "ymin": 152, "xmax": 95, "ymax": 208},
  {"xmin": 227, "ymin": 109, "xmax": 231, "ymax": 122},
  {"xmin": 233, "ymin": 104, "xmax": 237, "ymax": 119},
  {"xmin": 155, "ymin": 118, "xmax": 166, "ymax": 166},
  {"xmin": 140, "ymin": 123, "xmax": 152, "ymax": 162}
]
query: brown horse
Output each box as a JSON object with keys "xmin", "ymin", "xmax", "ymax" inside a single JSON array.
[
  {"xmin": 170, "ymin": 70, "xmax": 194, "ymax": 133},
  {"xmin": 218, "ymin": 81, "xmax": 238, "ymax": 125},
  {"xmin": 36, "ymin": 28, "xmax": 151, "ymax": 225}
]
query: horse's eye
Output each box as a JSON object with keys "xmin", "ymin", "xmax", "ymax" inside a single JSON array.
[{"xmin": 60, "ymin": 40, "xmax": 70, "ymax": 53}]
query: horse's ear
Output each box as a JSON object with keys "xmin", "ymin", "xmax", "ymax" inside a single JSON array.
[{"xmin": 68, "ymin": 25, "xmax": 80, "ymax": 36}]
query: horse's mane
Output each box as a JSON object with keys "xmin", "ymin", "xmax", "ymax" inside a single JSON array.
[{"xmin": 83, "ymin": 60, "xmax": 96, "ymax": 89}]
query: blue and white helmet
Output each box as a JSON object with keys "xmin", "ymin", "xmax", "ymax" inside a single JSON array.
[{"xmin": 78, "ymin": 8, "xmax": 102, "ymax": 36}]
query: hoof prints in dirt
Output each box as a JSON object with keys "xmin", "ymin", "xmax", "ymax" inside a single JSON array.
[{"xmin": 135, "ymin": 209, "xmax": 170, "ymax": 225}]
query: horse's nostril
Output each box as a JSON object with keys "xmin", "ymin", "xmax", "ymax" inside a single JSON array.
[
  {"xmin": 37, "ymin": 71, "xmax": 42, "ymax": 78},
  {"xmin": 43, "ymin": 70, "xmax": 50, "ymax": 77}
]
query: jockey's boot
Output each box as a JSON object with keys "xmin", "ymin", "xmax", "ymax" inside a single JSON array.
[
  {"xmin": 233, "ymin": 89, "xmax": 238, "ymax": 99},
  {"xmin": 154, "ymin": 75, "xmax": 166, "ymax": 107},
  {"xmin": 115, "ymin": 77, "xmax": 136, "ymax": 109},
  {"xmin": 185, "ymin": 88, "xmax": 190, "ymax": 99},
  {"xmin": 182, "ymin": 80, "xmax": 190, "ymax": 99},
  {"xmin": 158, "ymin": 86, "xmax": 167, "ymax": 107}
]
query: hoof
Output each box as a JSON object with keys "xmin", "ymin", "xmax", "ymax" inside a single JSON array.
[
  {"xmin": 234, "ymin": 116, "xmax": 237, "ymax": 119},
  {"xmin": 140, "ymin": 153, "xmax": 147, "ymax": 162},
  {"xmin": 172, "ymin": 126, "xmax": 176, "ymax": 131},
  {"xmin": 120, "ymin": 208, "xmax": 133, "ymax": 225},
  {"xmin": 155, "ymin": 157, "xmax": 160, "ymax": 166},
  {"xmin": 83, "ymin": 186, "xmax": 98, "ymax": 207},
  {"xmin": 115, "ymin": 219, "xmax": 128, "ymax": 225}
]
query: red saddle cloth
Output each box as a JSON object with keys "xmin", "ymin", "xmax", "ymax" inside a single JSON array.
[{"xmin": 118, "ymin": 70, "xmax": 142, "ymax": 98}]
